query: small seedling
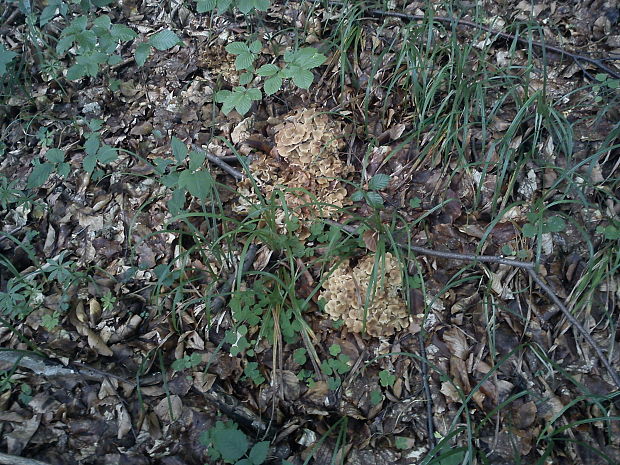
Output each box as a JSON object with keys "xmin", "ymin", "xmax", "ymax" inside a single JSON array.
[
  {"xmin": 172, "ymin": 353, "xmax": 202, "ymax": 372},
  {"xmin": 201, "ymin": 420, "xmax": 270, "ymax": 464},
  {"xmin": 351, "ymin": 173, "xmax": 391, "ymax": 208}
]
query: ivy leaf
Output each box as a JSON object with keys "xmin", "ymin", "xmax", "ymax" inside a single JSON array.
[
  {"xmin": 368, "ymin": 173, "xmax": 390, "ymax": 190},
  {"xmin": 149, "ymin": 30, "xmax": 182, "ymax": 51}
]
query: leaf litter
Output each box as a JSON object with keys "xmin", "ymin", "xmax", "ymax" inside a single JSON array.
[{"xmin": 1, "ymin": 0, "xmax": 619, "ymax": 464}]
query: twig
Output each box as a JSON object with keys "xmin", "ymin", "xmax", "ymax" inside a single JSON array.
[
  {"xmin": 319, "ymin": 1, "xmax": 620, "ymax": 80},
  {"xmin": 325, "ymin": 220, "xmax": 620, "ymax": 391},
  {"xmin": 193, "ymin": 144, "xmax": 245, "ymax": 181},
  {"xmin": 527, "ymin": 269, "xmax": 620, "ymax": 389},
  {"xmin": 0, "ymin": 452, "xmax": 52, "ymax": 465}
]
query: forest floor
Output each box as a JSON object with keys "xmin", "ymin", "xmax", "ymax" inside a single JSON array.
[{"xmin": 1, "ymin": 1, "xmax": 620, "ymax": 464}]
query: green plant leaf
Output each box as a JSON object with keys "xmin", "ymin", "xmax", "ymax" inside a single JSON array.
[
  {"xmin": 248, "ymin": 441, "xmax": 270, "ymax": 465},
  {"xmin": 226, "ymin": 42, "xmax": 250, "ymax": 55},
  {"xmin": 27, "ymin": 162, "xmax": 55, "ymax": 189},
  {"xmin": 179, "ymin": 170, "xmax": 213, "ymax": 200},
  {"xmin": 545, "ymin": 215, "xmax": 566, "ymax": 233},
  {"xmin": 195, "ymin": 0, "xmax": 216, "ymax": 12},
  {"xmin": 235, "ymin": 52, "xmax": 255, "ymax": 71},
  {"xmin": 350, "ymin": 190, "xmax": 364, "ymax": 202},
  {"xmin": 134, "ymin": 42, "xmax": 152, "ymax": 67},
  {"xmin": 329, "ymin": 344, "xmax": 341, "ymax": 356},
  {"xmin": 366, "ymin": 191, "xmax": 384, "ymax": 208},
  {"xmin": 149, "ymin": 29, "xmax": 182, "ymax": 51},
  {"xmin": 291, "ymin": 68, "xmax": 314, "ymax": 89},
  {"xmin": 213, "ymin": 428, "xmax": 249, "ymax": 463},
  {"xmin": 368, "ymin": 173, "xmax": 390, "ymax": 190},
  {"xmin": 110, "ymin": 24, "xmax": 137, "ymax": 41},
  {"xmin": 249, "ymin": 40, "xmax": 262, "ymax": 54},
  {"xmin": 246, "ymin": 87, "xmax": 262, "ymax": 100},
  {"xmin": 168, "ymin": 187, "xmax": 186, "ymax": 215},
  {"xmin": 0, "ymin": 45, "xmax": 18, "ymax": 75},
  {"xmin": 292, "ymin": 47, "xmax": 326, "ymax": 69},
  {"xmin": 257, "ymin": 64, "xmax": 279, "ymax": 76},
  {"xmin": 522, "ymin": 223, "xmax": 538, "ymax": 238},
  {"xmin": 96, "ymin": 145, "xmax": 118, "ymax": 164},
  {"xmin": 171, "ymin": 137, "xmax": 187, "ymax": 163},
  {"xmin": 263, "ymin": 75, "xmax": 282, "ymax": 96},
  {"xmin": 239, "ymin": 71, "xmax": 253, "ymax": 85},
  {"xmin": 45, "ymin": 148, "xmax": 65, "ymax": 164}
]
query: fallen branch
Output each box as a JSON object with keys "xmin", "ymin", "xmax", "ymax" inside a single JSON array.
[{"xmin": 325, "ymin": 220, "xmax": 620, "ymax": 391}]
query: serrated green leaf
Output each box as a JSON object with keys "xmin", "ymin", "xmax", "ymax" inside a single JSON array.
[
  {"xmin": 171, "ymin": 137, "xmax": 187, "ymax": 163},
  {"xmin": 149, "ymin": 29, "xmax": 181, "ymax": 51},
  {"xmin": 226, "ymin": 42, "xmax": 250, "ymax": 55},
  {"xmin": 291, "ymin": 68, "xmax": 314, "ymax": 89},
  {"xmin": 45, "ymin": 148, "xmax": 65, "ymax": 164},
  {"xmin": 248, "ymin": 441, "xmax": 270, "ymax": 465},
  {"xmin": 27, "ymin": 162, "xmax": 55, "ymax": 189},
  {"xmin": 214, "ymin": 90, "xmax": 232, "ymax": 103},
  {"xmin": 246, "ymin": 87, "xmax": 262, "ymax": 100},
  {"xmin": 257, "ymin": 64, "xmax": 279, "ymax": 76},
  {"xmin": 110, "ymin": 24, "xmax": 137, "ymax": 42},
  {"xmin": 134, "ymin": 42, "xmax": 152, "ymax": 67},
  {"xmin": 84, "ymin": 135, "xmax": 100, "ymax": 156},
  {"xmin": 350, "ymin": 190, "xmax": 364, "ymax": 202},
  {"xmin": 368, "ymin": 173, "xmax": 390, "ymax": 190},
  {"xmin": 213, "ymin": 428, "xmax": 249, "ymax": 462},
  {"xmin": 83, "ymin": 153, "xmax": 98, "ymax": 173},
  {"xmin": 239, "ymin": 71, "xmax": 253, "ymax": 85},
  {"xmin": 366, "ymin": 191, "xmax": 384, "ymax": 208},
  {"xmin": 66, "ymin": 63, "xmax": 86, "ymax": 80},
  {"xmin": 263, "ymin": 75, "xmax": 282, "ymax": 95},
  {"xmin": 217, "ymin": 0, "xmax": 233, "ymax": 11},
  {"xmin": 249, "ymin": 40, "xmax": 262, "ymax": 54},
  {"xmin": 235, "ymin": 95, "xmax": 253, "ymax": 115},
  {"xmin": 235, "ymin": 52, "xmax": 255, "ymax": 70},
  {"xmin": 292, "ymin": 48, "xmax": 326, "ymax": 69}
]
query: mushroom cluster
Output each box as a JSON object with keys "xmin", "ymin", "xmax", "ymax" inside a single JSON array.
[
  {"xmin": 235, "ymin": 108, "xmax": 352, "ymax": 236},
  {"xmin": 320, "ymin": 253, "xmax": 410, "ymax": 337}
]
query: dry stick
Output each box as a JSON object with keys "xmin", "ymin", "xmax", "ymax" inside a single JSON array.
[
  {"xmin": 325, "ymin": 220, "xmax": 620, "ymax": 391},
  {"xmin": 363, "ymin": 8, "xmax": 620, "ymax": 80}
]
